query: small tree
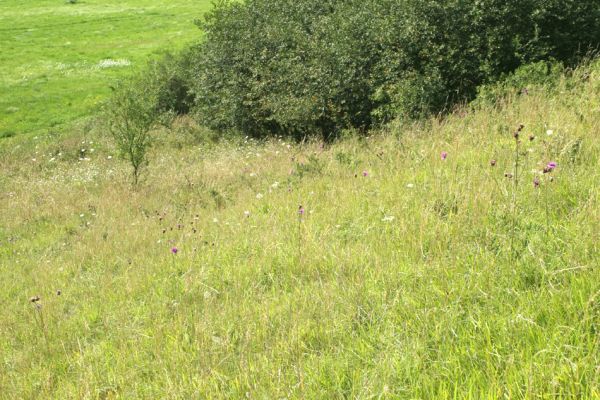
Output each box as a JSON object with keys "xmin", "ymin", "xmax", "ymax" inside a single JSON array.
[{"xmin": 107, "ymin": 82, "xmax": 157, "ymax": 186}]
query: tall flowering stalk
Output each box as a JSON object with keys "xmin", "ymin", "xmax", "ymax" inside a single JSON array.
[
  {"xmin": 30, "ymin": 296, "xmax": 49, "ymax": 349},
  {"xmin": 297, "ymin": 205, "xmax": 305, "ymax": 265},
  {"xmin": 510, "ymin": 124, "xmax": 524, "ymax": 258},
  {"xmin": 543, "ymin": 161, "xmax": 557, "ymax": 232}
]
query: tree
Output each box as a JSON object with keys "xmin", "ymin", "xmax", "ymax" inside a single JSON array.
[{"xmin": 106, "ymin": 82, "xmax": 157, "ymax": 186}]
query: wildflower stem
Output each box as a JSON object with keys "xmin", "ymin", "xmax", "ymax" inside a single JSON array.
[
  {"xmin": 298, "ymin": 218, "xmax": 303, "ymax": 267},
  {"xmin": 545, "ymin": 180, "xmax": 550, "ymax": 233},
  {"xmin": 511, "ymin": 138, "xmax": 520, "ymax": 259},
  {"xmin": 297, "ymin": 205, "xmax": 304, "ymax": 267},
  {"xmin": 33, "ymin": 305, "xmax": 50, "ymax": 350}
]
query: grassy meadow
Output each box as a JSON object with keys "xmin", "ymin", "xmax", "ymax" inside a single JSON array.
[
  {"xmin": 0, "ymin": 0, "xmax": 211, "ymax": 139},
  {"xmin": 1, "ymin": 57, "xmax": 599, "ymax": 398},
  {"xmin": 2, "ymin": 0, "xmax": 600, "ymax": 398}
]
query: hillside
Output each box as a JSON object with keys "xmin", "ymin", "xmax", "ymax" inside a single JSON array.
[{"xmin": 0, "ymin": 59, "xmax": 598, "ymax": 397}]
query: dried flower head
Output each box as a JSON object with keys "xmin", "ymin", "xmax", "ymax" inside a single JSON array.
[{"xmin": 490, "ymin": 159, "xmax": 497, "ymax": 167}]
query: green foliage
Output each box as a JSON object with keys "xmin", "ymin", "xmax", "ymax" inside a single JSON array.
[
  {"xmin": 145, "ymin": 51, "xmax": 196, "ymax": 119},
  {"xmin": 106, "ymin": 82, "xmax": 157, "ymax": 185},
  {"xmin": 475, "ymin": 61, "xmax": 567, "ymax": 106},
  {"xmin": 185, "ymin": 0, "xmax": 599, "ymax": 138}
]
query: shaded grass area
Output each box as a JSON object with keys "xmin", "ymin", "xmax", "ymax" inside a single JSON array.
[
  {"xmin": 0, "ymin": 62, "xmax": 598, "ymax": 398},
  {"xmin": 0, "ymin": 0, "xmax": 210, "ymax": 139}
]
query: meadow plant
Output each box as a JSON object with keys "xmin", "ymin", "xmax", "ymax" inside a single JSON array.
[
  {"xmin": 29, "ymin": 296, "xmax": 49, "ymax": 349},
  {"xmin": 297, "ymin": 205, "xmax": 305, "ymax": 265},
  {"xmin": 106, "ymin": 82, "xmax": 158, "ymax": 186}
]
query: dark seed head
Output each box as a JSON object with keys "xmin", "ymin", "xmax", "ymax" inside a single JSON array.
[
  {"xmin": 29, "ymin": 296, "xmax": 40, "ymax": 303},
  {"xmin": 490, "ymin": 160, "xmax": 497, "ymax": 167}
]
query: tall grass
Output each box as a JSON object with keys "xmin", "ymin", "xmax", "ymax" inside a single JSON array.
[{"xmin": 0, "ymin": 61, "xmax": 599, "ymax": 398}]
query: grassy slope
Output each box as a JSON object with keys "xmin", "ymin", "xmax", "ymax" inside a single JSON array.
[
  {"xmin": 0, "ymin": 61, "xmax": 598, "ymax": 397},
  {"xmin": 0, "ymin": 0, "xmax": 210, "ymax": 139}
]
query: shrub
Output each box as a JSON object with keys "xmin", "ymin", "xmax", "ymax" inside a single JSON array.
[
  {"xmin": 168, "ymin": 0, "xmax": 600, "ymax": 138},
  {"xmin": 106, "ymin": 81, "xmax": 158, "ymax": 186},
  {"xmin": 474, "ymin": 61, "xmax": 567, "ymax": 106},
  {"xmin": 147, "ymin": 51, "xmax": 195, "ymax": 118}
]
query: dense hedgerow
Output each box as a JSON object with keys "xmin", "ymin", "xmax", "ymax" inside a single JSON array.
[{"xmin": 127, "ymin": 0, "xmax": 600, "ymax": 139}]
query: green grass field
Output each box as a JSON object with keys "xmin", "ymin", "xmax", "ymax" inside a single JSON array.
[
  {"xmin": 0, "ymin": 0, "xmax": 210, "ymax": 140},
  {"xmin": 1, "ymin": 1, "xmax": 600, "ymax": 398},
  {"xmin": 1, "ymin": 59, "xmax": 599, "ymax": 397}
]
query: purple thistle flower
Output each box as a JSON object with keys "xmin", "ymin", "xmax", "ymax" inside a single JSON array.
[
  {"xmin": 171, "ymin": 247, "xmax": 178, "ymax": 254},
  {"xmin": 362, "ymin": 170, "xmax": 369, "ymax": 177},
  {"xmin": 298, "ymin": 205, "xmax": 305, "ymax": 216},
  {"xmin": 441, "ymin": 151, "xmax": 448, "ymax": 160},
  {"xmin": 543, "ymin": 161, "xmax": 557, "ymax": 174}
]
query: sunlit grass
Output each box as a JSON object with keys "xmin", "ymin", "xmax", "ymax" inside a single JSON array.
[
  {"xmin": 0, "ymin": 0, "xmax": 211, "ymax": 139},
  {"xmin": 1, "ymin": 61, "xmax": 599, "ymax": 398}
]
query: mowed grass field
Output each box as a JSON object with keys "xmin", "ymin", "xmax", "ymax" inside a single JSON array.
[
  {"xmin": 0, "ymin": 57, "xmax": 599, "ymax": 398},
  {"xmin": 0, "ymin": 0, "xmax": 211, "ymax": 140}
]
